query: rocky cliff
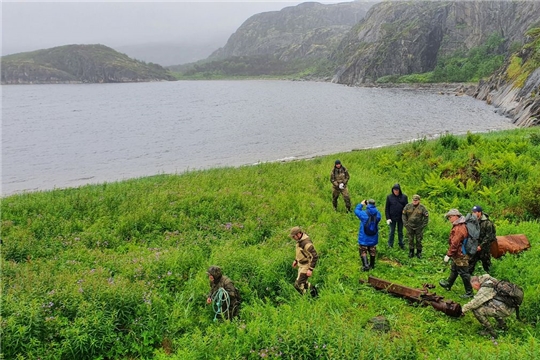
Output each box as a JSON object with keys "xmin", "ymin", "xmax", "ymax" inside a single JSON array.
[
  {"xmin": 333, "ymin": 1, "xmax": 540, "ymax": 85},
  {"xmin": 1, "ymin": 44, "xmax": 176, "ymax": 84},
  {"xmin": 209, "ymin": 1, "xmax": 376, "ymax": 62},
  {"xmin": 473, "ymin": 28, "xmax": 540, "ymax": 127}
]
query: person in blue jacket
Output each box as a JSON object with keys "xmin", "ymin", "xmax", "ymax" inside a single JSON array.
[{"xmin": 355, "ymin": 199, "xmax": 382, "ymax": 271}]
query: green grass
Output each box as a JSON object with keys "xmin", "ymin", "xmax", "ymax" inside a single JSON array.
[{"xmin": 2, "ymin": 128, "xmax": 540, "ymax": 359}]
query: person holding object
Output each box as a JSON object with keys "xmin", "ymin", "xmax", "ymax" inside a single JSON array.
[
  {"xmin": 290, "ymin": 226, "xmax": 319, "ymax": 297},
  {"xmin": 468, "ymin": 205, "xmax": 497, "ymax": 274},
  {"xmin": 330, "ymin": 159, "xmax": 351, "ymax": 212},
  {"xmin": 354, "ymin": 199, "xmax": 381, "ymax": 271},
  {"xmin": 206, "ymin": 266, "xmax": 241, "ymax": 320},
  {"xmin": 439, "ymin": 209, "xmax": 473, "ymax": 298},
  {"xmin": 385, "ymin": 183, "xmax": 408, "ymax": 249},
  {"xmin": 402, "ymin": 194, "xmax": 429, "ymax": 258}
]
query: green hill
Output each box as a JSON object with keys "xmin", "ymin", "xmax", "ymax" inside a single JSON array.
[
  {"xmin": 1, "ymin": 44, "xmax": 176, "ymax": 84},
  {"xmin": 1, "ymin": 128, "xmax": 539, "ymax": 359}
]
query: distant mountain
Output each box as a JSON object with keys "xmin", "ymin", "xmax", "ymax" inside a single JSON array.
[
  {"xmin": 1, "ymin": 44, "xmax": 176, "ymax": 84},
  {"xmin": 115, "ymin": 41, "xmax": 225, "ymax": 66},
  {"xmin": 210, "ymin": 1, "xmax": 376, "ymax": 62}
]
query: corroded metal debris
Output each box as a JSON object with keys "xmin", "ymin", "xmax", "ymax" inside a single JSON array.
[{"xmin": 360, "ymin": 275, "xmax": 462, "ymax": 318}]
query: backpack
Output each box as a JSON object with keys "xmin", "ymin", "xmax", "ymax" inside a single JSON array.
[
  {"xmin": 462, "ymin": 213, "xmax": 480, "ymax": 256},
  {"xmin": 364, "ymin": 212, "xmax": 379, "ymax": 236},
  {"xmin": 494, "ymin": 280, "xmax": 524, "ymax": 319}
]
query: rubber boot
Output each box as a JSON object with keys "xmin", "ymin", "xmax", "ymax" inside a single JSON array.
[
  {"xmin": 408, "ymin": 249, "xmax": 415, "ymax": 258},
  {"xmin": 369, "ymin": 255, "xmax": 376, "ymax": 270},
  {"xmin": 309, "ymin": 284, "xmax": 319, "ymax": 298},
  {"xmin": 416, "ymin": 250, "xmax": 422, "ymax": 259},
  {"xmin": 361, "ymin": 255, "xmax": 370, "ymax": 272}
]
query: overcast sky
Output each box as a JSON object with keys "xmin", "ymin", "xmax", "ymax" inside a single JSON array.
[{"xmin": 2, "ymin": 1, "xmax": 350, "ymax": 56}]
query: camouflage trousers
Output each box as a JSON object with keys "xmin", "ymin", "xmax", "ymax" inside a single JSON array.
[
  {"xmin": 468, "ymin": 249, "xmax": 492, "ymax": 274},
  {"xmin": 332, "ymin": 187, "xmax": 351, "ymax": 210},
  {"xmin": 472, "ymin": 300, "xmax": 512, "ymax": 333},
  {"xmin": 294, "ymin": 263, "xmax": 312, "ymax": 295},
  {"xmin": 406, "ymin": 227, "xmax": 424, "ymax": 251},
  {"xmin": 359, "ymin": 245, "xmax": 376, "ymax": 257}
]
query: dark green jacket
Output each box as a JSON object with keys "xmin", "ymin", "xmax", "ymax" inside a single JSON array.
[
  {"xmin": 479, "ymin": 213, "xmax": 497, "ymax": 251},
  {"xmin": 402, "ymin": 203, "xmax": 429, "ymax": 230}
]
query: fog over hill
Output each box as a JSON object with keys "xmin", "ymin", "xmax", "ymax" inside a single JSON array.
[{"xmin": 2, "ymin": 1, "xmax": 350, "ymax": 66}]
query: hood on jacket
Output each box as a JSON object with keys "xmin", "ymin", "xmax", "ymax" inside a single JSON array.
[
  {"xmin": 366, "ymin": 204, "xmax": 378, "ymax": 215},
  {"xmin": 391, "ymin": 183, "xmax": 402, "ymax": 195},
  {"xmin": 207, "ymin": 266, "xmax": 222, "ymax": 282}
]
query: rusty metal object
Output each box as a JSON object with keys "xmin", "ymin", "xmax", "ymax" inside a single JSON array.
[
  {"xmin": 360, "ymin": 275, "xmax": 462, "ymax": 317},
  {"xmin": 491, "ymin": 234, "xmax": 530, "ymax": 258}
]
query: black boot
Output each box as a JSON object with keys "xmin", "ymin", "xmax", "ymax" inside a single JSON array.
[
  {"xmin": 370, "ymin": 255, "xmax": 376, "ymax": 270},
  {"xmin": 416, "ymin": 250, "xmax": 422, "ymax": 259},
  {"xmin": 408, "ymin": 249, "xmax": 414, "ymax": 258},
  {"xmin": 361, "ymin": 255, "xmax": 370, "ymax": 271}
]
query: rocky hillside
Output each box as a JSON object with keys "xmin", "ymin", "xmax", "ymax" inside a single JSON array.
[
  {"xmin": 209, "ymin": 1, "xmax": 376, "ymax": 62},
  {"xmin": 332, "ymin": 1, "xmax": 540, "ymax": 85},
  {"xmin": 1, "ymin": 44, "xmax": 176, "ymax": 84},
  {"xmin": 473, "ymin": 28, "xmax": 540, "ymax": 127}
]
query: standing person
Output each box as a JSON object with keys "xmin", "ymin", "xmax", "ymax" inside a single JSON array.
[
  {"xmin": 330, "ymin": 160, "xmax": 351, "ymax": 212},
  {"xmin": 462, "ymin": 275, "xmax": 514, "ymax": 338},
  {"xmin": 439, "ymin": 209, "xmax": 473, "ymax": 298},
  {"xmin": 468, "ymin": 205, "xmax": 497, "ymax": 274},
  {"xmin": 354, "ymin": 199, "xmax": 382, "ymax": 271},
  {"xmin": 385, "ymin": 183, "xmax": 408, "ymax": 249},
  {"xmin": 402, "ymin": 194, "xmax": 429, "ymax": 258},
  {"xmin": 290, "ymin": 226, "xmax": 319, "ymax": 297},
  {"xmin": 206, "ymin": 266, "xmax": 241, "ymax": 320}
]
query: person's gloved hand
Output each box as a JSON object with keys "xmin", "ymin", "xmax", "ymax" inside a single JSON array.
[
  {"xmin": 386, "ymin": 219, "xmax": 392, "ymax": 225},
  {"xmin": 444, "ymin": 255, "xmax": 450, "ymax": 263},
  {"xmin": 339, "ymin": 183, "xmax": 344, "ymax": 189}
]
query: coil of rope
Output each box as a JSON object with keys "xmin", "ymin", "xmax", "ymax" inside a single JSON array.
[{"xmin": 212, "ymin": 287, "xmax": 230, "ymax": 321}]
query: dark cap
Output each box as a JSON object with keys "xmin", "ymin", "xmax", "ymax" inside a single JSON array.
[
  {"xmin": 472, "ymin": 205, "xmax": 483, "ymax": 213},
  {"xmin": 335, "ymin": 159, "xmax": 341, "ymax": 165}
]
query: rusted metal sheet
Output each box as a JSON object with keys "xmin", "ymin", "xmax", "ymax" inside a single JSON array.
[
  {"xmin": 491, "ymin": 234, "xmax": 530, "ymax": 258},
  {"xmin": 360, "ymin": 275, "xmax": 462, "ymax": 318}
]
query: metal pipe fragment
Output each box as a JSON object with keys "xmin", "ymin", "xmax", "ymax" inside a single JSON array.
[{"xmin": 360, "ymin": 275, "xmax": 462, "ymax": 318}]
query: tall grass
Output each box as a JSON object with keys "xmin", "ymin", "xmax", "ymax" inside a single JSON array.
[{"xmin": 1, "ymin": 128, "xmax": 539, "ymax": 359}]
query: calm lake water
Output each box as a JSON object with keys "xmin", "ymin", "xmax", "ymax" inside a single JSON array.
[{"xmin": 2, "ymin": 80, "xmax": 515, "ymax": 196}]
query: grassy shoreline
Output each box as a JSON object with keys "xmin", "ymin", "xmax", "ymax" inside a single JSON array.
[{"xmin": 2, "ymin": 128, "xmax": 539, "ymax": 359}]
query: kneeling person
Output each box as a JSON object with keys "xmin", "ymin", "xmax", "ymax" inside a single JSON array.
[
  {"xmin": 462, "ymin": 275, "xmax": 514, "ymax": 338},
  {"xmin": 206, "ymin": 266, "xmax": 241, "ymax": 320}
]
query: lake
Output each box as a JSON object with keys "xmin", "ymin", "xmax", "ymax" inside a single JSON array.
[{"xmin": 1, "ymin": 80, "xmax": 515, "ymax": 195}]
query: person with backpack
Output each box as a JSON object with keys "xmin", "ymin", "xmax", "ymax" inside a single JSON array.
[
  {"xmin": 402, "ymin": 194, "xmax": 429, "ymax": 258},
  {"xmin": 206, "ymin": 266, "xmax": 241, "ymax": 320},
  {"xmin": 385, "ymin": 183, "xmax": 408, "ymax": 249},
  {"xmin": 439, "ymin": 209, "xmax": 474, "ymax": 298},
  {"xmin": 354, "ymin": 199, "xmax": 382, "ymax": 271},
  {"xmin": 330, "ymin": 160, "xmax": 351, "ymax": 212},
  {"xmin": 462, "ymin": 275, "xmax": 518, "ymax": 338},
  {"xmin": 290, "ymin": 226, "xmax": 319, "ymax": 297},
  {"xmin": 468, "ymin": 205, "xmax": 497, "ymax": 274}
]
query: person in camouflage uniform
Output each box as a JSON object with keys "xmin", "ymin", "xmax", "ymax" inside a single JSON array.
[
  {"xmin": 330, "ymin": 160, "xmax": 351, "ymax": 212},
  {"xmin": 206, "ymin": 266, "xmax": 241, "ymax": 320},
  {"xmin": 439, "ymin": 209, "xmax": 473, "ymax": 298},
  {"xmin": 468, "ymin": 205, "xmax": 497, "ymax": 274},
  {"xmin": 402, "ymin": 194, "xmax": 429, "ymax": 258},
  {"xmin": 290, "ymin": 226, "xmax": 319, "ymax": 297},
  {"xmin": 462, "ymin": 275, "xmax": 514, "ymax": 338}
]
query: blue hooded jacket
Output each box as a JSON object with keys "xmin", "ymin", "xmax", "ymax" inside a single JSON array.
[{"xmin": 354, "ymin": 203, "xmax": 381, "ymax": 246}]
